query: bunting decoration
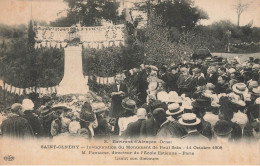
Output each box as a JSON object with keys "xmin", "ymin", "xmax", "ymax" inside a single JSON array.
[
  {"xmin": 0, "ymin": 64, "xmax": 144, "ymax": 95},
  {"xmin": 34, "ymin": 24, "xmax": 125, "ymax": 49}
]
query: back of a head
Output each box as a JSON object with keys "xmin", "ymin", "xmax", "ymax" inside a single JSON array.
[
  {"xmin": 11, "ymin": 103, "xmax": 23, "ymax": 114},
  {"xmin": 136, "ymin": 108, "xmax": 147, "ymax": 119},
  {"xmin": 152, "ymin": 108, "xmax": 166, "ymax": 123},
  {"xmin": 22, "ymin": 99, "xmax": 34, "ymax": 111}
]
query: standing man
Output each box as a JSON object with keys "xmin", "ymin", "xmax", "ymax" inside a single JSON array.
[{"xmin": 110, "ymin": 73, "xmax": 127, "ymax": 118}]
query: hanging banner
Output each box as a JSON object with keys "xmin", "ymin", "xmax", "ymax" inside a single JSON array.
[
  {"xmin": 51, "ymin": 41, "xmax": 56, "ymax": 48},
  {"xmin": 41, "ymin": 41, "xmax": 46, "ymax": 47},
  {"xmin": 61, "ymin": 42, "xmax": 67, "ymax": 48},
  {"xmin": 56, "ymin": 42, "xmax": 61, "ymax": 49},
  {"xmin": 100, "ymin": 77, "xmax": 104, "ymax": 85},
  {"xmin": 96, "ymin": 76, "xmax": 100, "ymax": 84}
]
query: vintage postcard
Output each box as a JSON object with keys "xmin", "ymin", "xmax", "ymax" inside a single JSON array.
[{"xmin": 0, "ymin": 0, "xmax": 259, "ymax": 165}]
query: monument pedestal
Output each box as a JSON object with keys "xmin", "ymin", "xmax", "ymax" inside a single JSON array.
[{"xmin": 57, "ymin": 45, "xmax": 89, "ymax": 95}]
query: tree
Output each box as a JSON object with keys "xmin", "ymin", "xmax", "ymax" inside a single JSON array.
[
  {"xmin": 134, "ymin": 0, "xmax": 208, "ymax": 29},
  {"xmin": 233, "ymin": 0, "xmax": 249, "ymax": 27},
  {"xmin": 51, "ymin": 0, "xmax": 121, "ymax": 27}
]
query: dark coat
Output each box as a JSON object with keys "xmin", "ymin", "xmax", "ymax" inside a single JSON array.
[
  {"xmin": 137, "ymin": 70, "xmax": 149, "ymax": 104},
  {"xmin": 140, "ymin": 116, "xmax": 159, "ymax": 138},
  {"xmin": 123, "ymin": 119, "xmax": 145, "ymax": 139},
  {"xmin": 1, "ymin": 115, "xmax": 34, "ymax": 138},
  {"xmin": 206, "ymin": 73, "xmax": 218, "ymax": 85},
  {"xmin": 94, "ymin": 114, "xmax": 111, "ymax": 139},
  {"xmin": 197, "ymin": 119, "xmax": 213, "ymax": 140},
  {"xmin": 181, "ymin": 130, "xmax": 209, "ymax": 141},
  {"xmin": 110, "ymin": 83, "xmax": 127, "ymax": 118},
  {"xmin": 161, "ymin": 73, "xmax": 179, "ymax": 92},
  {"xmin": 22, "ymin": 111, "xmax": 42, "ymax": 137},
  {"xmin": 156, "ymin": 120, "xmax": 187, "ymax": 139},
  {"xmin": 177, "ymin": 75, "xmax": 193, "ymax": 96}
]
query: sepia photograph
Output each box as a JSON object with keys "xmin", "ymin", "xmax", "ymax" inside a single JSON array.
[{"xmin": 0, "ymin": 0, "xmax": 259, "ymax": 165}]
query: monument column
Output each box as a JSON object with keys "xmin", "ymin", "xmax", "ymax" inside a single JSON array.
[{"xmin": 57, "ymin": 45, "xmax": 89, "ymax": 95}]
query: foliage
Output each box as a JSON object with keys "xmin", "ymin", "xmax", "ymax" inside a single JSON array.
[
  {"xmin": 133, "ymin": 0, "xmax": 208, "ymax": 29},
  {"xmin": 137, "ymin": 13, "xmax": 191, "ymax": 66},
  {"xmin": 51, "ymin": 0, "xmax": 122, "ymax": 27}
]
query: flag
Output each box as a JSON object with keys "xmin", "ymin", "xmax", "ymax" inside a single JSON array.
[
  {"xmin": 96, "ymin": 76, "xmax": 100, "ymax": 84},
  {"xmin": 100, "ymin": 77, "xmax": 104, "ymax": 85},
  {"xmin": 42, "ymin": 41, "xmax": 46, "ymax": 47},
  {"xmin": 61, "ymin": 42, "xmax": 67, "ymax": 48},
  {"xmin": 46, "ymin": 41, "xmax": 51, "ymax": 47},
  {"xmin": 0, "ymin": 79, "xmax": 3, "ymax": 88},
  {"xmin": 103, "ymin": 77, "xmax": 108, "ymax": 84},
  {"xmin": 56, "ymin": 42, "xmax": 61, "ymax": 49}
]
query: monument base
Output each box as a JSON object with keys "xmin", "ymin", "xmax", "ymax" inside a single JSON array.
[{"xmin": 57, "ymin": 45, "xmax": 89, "ymax": 95}]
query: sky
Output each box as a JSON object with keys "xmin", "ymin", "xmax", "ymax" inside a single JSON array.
[{"xmin": 0, "ymin": 0, "xmax": 259, "ymax": 27}]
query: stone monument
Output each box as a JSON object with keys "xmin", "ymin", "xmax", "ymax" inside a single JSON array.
[{"xmin": 34, "ymin": 24, "xmax": 125, "ymax": 95}]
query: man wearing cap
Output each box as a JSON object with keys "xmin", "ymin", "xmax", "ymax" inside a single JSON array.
[
  {"xmin": 179, "ymin": 113, "xmax": 209, "ymax": 141},
  {"xmin": 123, "ymin": 108, "xmax": 147, "ymax": 139},
  {"xmin": 22, "ymin": 99, "xmax": 42, "ymax": 137},
  {"xmin": 153, "ymin": 108, "xmax": 186, "ymax": 139},
  {"xmin": 115, "ymin": 99, "xmax": 138, "ymax": 136},
  {"xmin": 1, "ymin": 103, "xmax": 34, "ymax": 138}
]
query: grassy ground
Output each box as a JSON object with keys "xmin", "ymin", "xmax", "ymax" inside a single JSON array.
[{"xmin": 212, "ymin": 52, "xmax": 260, "ymax": 63}]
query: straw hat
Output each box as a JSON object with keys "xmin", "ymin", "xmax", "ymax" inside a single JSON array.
[
  {"xmin": 168, "ymin": 91, "xmax": 182, "ymax": 103},
  {"xmin": 232, "ymin": 83, "xmax": 248, "ymax": 94},
  {"xmin": 157, "ymin": 91, "xmax": 169, "ymax": 103},
  {"xmin": 178, "ymin": 113, "xmax": 201, "ymax": 126},
  {"xmin": 166, "ymin": 103, "xmax": 184, "ymax": 116}
]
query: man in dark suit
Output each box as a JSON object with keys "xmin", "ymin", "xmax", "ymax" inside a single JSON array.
[
  {"xmin": 137, "ymin": 66, "xmax": 150, "ymax": 105},
  {"xmin": 110, "ymin": 74, "xmax": 127, "ymax": 118},
  {"xmin": 206, "ymin": 66, "xmax": 218, "ymax": 85},
  {"xmin": 122, "ymin": 108, "xmax": 147, "ymax": 139}
]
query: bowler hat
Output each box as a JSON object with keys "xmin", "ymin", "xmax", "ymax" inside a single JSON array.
[
  {"xmin": 213, "ymin": 120, "xmax": 233, "ymax": 136},
  {"xmin": 122, "ymin": 99, "xmax": 137, "ymax": 111},
  {"xmin": 192, "ymin": 97, "xmax": 211, "ymax": 108}
]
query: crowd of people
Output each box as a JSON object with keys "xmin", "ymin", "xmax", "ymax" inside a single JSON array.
[{"xmin": 0, "ymin": 56, "xmax": 259, "ymax": 143}]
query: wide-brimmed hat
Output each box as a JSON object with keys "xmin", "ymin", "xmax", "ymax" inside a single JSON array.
[
  {"xmin": 252, "ymin": 87, "xmax": 260, "ymax": 97},
  {"xmin": 168, "ymin": 91, "xmax": 182, "ymax": 103},
  {"xmin": 192, "ymin": 97, "xmax": 211, "ymax": 108},
  {"xmin": 178, "ymin": 113, "xmax": 201, "ymax": 126},
  {"xmin": 51, "ymin": 104, "xmax": 71, "ymax": 111},
  {"xmin": 157, "ymin": 91, "xmax": 169, "ymax": 103},
  {"xmin": 213, "ymin": 120, "xmax": 233, "ymax": 136},
  {"xmin": 248, "ymin": 81, "xmax": 259, "ymax": 89},
  {"xmin": 166, "ymin": 103, "xmax": 184, "ymax": 115},
  {"xmin": 122, "ymin": 99, "xmax": 137, "ymax": 111},
  {"xmin": 228, "ymin": 68, "xmax": 236, "ymax": 74},
  {"xmin": 232, "ymin": 83, "xmax": 248, "ymax": 94}
]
